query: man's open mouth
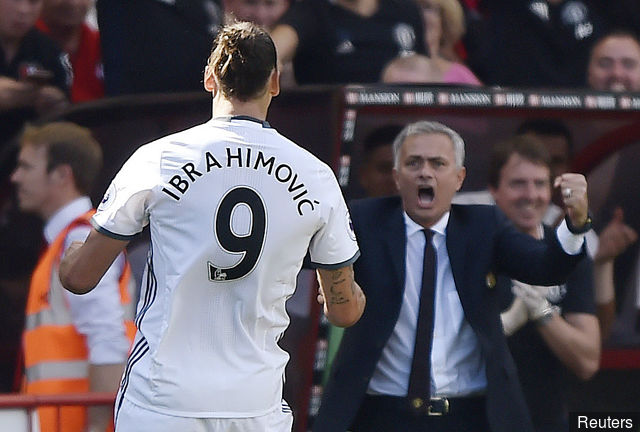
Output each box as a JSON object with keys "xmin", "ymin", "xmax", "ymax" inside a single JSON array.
[{"xmin": 418, "ymin": 186, "xmax": 434, "ymax": 205}]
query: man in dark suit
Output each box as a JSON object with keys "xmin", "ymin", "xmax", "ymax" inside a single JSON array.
[{"xmin": 314, "ymin": 121, "xmax": 591, "ymax": 432}]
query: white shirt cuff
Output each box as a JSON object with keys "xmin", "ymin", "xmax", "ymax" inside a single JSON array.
[{"xmin": 556, "ymin": 219, "xmax": 586, "ymax": 255}]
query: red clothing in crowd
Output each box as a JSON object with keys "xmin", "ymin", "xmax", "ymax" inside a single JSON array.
[{"xmin": 36, "ymin": 20, "xmax": 104, "ymax": 102}]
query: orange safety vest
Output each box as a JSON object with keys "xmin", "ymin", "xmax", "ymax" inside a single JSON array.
[{"xmin": 23, "ymin": 210, "xmax": 136, "ymax": 432}]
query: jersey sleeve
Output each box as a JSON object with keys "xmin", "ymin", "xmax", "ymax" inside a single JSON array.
[
  {"xmin": 92, "ymin": 145, "xmax": 157, "ymax": 240},
  {"xmin": 308, "ymin": 166, "xmax": 360, "ymax": 268}
]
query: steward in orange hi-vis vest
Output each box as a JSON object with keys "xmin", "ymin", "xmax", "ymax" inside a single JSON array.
[{"xmin": 23, "ymin": 210, "xmax": 136, "ymax": 432}]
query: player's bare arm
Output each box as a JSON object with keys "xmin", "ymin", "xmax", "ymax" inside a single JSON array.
[
  {"xmin": 60, "ymin": 229, "xmax": 129, "ymax": 294},
  {"xmin": 317, "ymin": 265, "xmax": 366, "ymax": 328}
]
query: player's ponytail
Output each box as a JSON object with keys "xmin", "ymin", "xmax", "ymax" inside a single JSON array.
[{"xmin": 208, "ymin": 21, "xmax": 277, "ymax": 101}]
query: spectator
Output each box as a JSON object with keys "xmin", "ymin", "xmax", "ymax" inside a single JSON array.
[
  {"xmin": 468, "ymin": 0, "xmax": 606, "ymax": 88},
  {"xmin": 358, "ymin": 124, "xmax": 402, "ymax": 198},
  {"xmin": 410, "ymin": 0, "xmax": 481, "ymax": 84},
  {"xmin": 97, "ymin": 0, "xmax": 222, "ymax": 95},
  {"xmin": 418, "ymin": 0, "xmax": 464, "ymax": 62},
  {"xmin": 223, "ymin": 0, "xmax": 289, "ymax": 30},
  {"xmin": 490, "ymin": 135, "xmax": 600, "ymax": 432},
  {"xmin": 37, "ymin": 0, "xmax": 105, "ymax": 102},
  {"xmin": 587, "ymin": 30, "xmax": 640, "ymax": 92},
  {"xmin": 11, "ymin": 122, "xmax": 135, "ymax": 432},
  {"xmin": 270, "ymin": 0, "xmax": 426, "ymax": 86},
  {"xmin": 585, "ymin": 31, "xmax": 640, "ymax": 346},
  {"xmin": 314, "ymin": 120, "xmax": 591, "ymax": 432},
  {"xmin": 517, "ymin": 119, "xmax": 638, "ymax": 341},
  {"xmin": 381, "ymin": 53, "xmax": 481, "ymax": 85},
  {"xmin": 0, "ymin": 0, "xmax": 70, "ymax": 146}
]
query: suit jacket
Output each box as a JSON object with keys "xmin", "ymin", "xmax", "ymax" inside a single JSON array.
[{"xmin": 313, "ymin": 196, "xmax": 585, "ymax": 432}]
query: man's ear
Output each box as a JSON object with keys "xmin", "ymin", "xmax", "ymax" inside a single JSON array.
[
  {"xmin": 50, "ymin": 164, "xmax": 74, "ymax": 186},
  {"xmin": 269, "ymin": 69, "xmax": 280, "ymax": 97},
  {"xmin": 204, "ymin": 65, "xmax": 217, "ymax": 93},
  {"xmin": 488, "ymin": 184, "xmax": 497, "ymax": 200},
  {"xmin": 455, "ymin": 166, "xmax": 466, "ymax": 191},
  {"xmin": 392, "ymin": 167, "xmax": 400, "ymax": 192}
]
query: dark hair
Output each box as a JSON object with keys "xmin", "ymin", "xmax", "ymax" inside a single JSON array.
[
  {"xmin": 488, "ymin": 135, "xmax": 551, "ymax": 189},
  {"xmin": 20, "ymin": 122, "xmax": 103, "ymax": 194},
  {"xmin": 516, "ymin": 118, "xmax": 573, "ymax": 154},
  {"xmin": 208, "ymin": 21, "xmax": 277, "ymax": 101},
  {"xmin": 362, "ymin": 125, "xmax": 403, "ymax": 160}
]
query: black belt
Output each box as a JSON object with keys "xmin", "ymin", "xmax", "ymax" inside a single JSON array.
[{"xmin": 363, "ymin": 394, "xmax": 485, "ymax": 417}]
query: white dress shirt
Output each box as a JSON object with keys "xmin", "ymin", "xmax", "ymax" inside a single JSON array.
[
  {"xmin": 45, "ymin": 196, "xmax": 130, "ymax": 365},
  {"xmin": 368, "ymin": 211, "xmax": 487, "ymax": 397}
]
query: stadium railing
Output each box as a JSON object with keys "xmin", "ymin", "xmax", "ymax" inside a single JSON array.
[{"xmin": 0, "ymin": 392, "xmax": 116, "ymax": 432}]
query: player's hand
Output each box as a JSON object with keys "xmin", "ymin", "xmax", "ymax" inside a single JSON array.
[
  {"xmin": 317, "ymin": 284, "xmax": 326, "ymax": 305},
  {"xmin": 500, "ymin": 297, "xmax": 528, "ymax": 336},
  {"xmin": 594, "ymin": 207, "xmax": 638, "ymax": 263},
  {"xmin": 512, "ymin": 281, "xmax": 552, "ymax": 321},
  {"xmin": 554, "ymin": 173, "xmax": 589, "ymax": 229},
  {"xmin": 316, "ymin": 277, "xmax": 331, "ymax": 320}
]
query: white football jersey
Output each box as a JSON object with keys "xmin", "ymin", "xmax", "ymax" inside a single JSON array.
[{"xmin": 93, "ymin": 117, "xmax": 359, "ymax": 418}]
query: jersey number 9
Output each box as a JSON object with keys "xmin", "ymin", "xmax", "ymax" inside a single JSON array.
[{"xmin": 208, "ymin": 187, "xmax": 266, "ymax": 282}]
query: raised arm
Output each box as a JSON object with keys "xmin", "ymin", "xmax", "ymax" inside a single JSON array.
[
  {"xmin": 316, "ymin": 265, "xmax": 366, "ymax": 328},
  {"xmin": 60, "ymin": 229, "xmax": 129, "ymax": 294}
]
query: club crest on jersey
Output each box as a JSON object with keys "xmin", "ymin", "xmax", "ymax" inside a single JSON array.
[
  {"xmin": 346, "ymin": 211, "xmax": 356, "ymax": 241},
  {"xmin": 98, "ymin": 183, "xmax": 116, "ymax": 211}
]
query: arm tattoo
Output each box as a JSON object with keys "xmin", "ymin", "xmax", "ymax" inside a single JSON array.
[{"xmin": 328, "ymin": 268, "xmax": 352, "ymax": 305}]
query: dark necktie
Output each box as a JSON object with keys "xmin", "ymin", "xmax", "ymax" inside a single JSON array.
[{"xmin": 407, "ymin": 229, "xmax": 437, "ymax": 414}]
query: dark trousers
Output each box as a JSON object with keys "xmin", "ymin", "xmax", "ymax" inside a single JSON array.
[{"xmin": 351, "ymin": 394, "xmax": 491, "ymax": 432}]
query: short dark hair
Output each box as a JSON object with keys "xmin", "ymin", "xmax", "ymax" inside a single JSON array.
[
  {"xmin": 488, "ymin": 135, "xmax": 551, "ymax": 189},
  {"xmin": 362, "ymin": 125, "xmax": 403, "ymax": 161},
  {"xmin": 20, "ymin": 122, "xmax": 103, "ymax": 194},
  {"xmin": 516, "ymin": 118, "xmax": 573, "ymax": 153},
  {"xmin": 208, "ymin": 21, "xmax": 277, "ymax": 101}
]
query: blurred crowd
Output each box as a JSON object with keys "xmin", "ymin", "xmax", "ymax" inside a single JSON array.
[
  {"xmin": 1, "ymin": 0, "xmax": 640, "ymax": 430},
  {"xmin": 2, "ymin": 0, "xmax": 640, "ymax": 150}
]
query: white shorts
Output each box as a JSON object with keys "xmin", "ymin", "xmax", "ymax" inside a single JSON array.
[{"xmin": 114, "ymin": 398, "xmax": 293, "ymax": 432}]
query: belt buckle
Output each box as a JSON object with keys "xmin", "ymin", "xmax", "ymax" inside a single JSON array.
[{"xmin": 427, "ymin": 397, "xmax": 449, "ymax": 416}]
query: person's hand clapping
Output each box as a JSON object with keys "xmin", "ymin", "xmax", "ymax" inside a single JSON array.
[
  {"xmin": 511, "ymin": 281, "xmax": 553, "ymax": 321},
  {"xmin": 500, "ymin": 296, "xmax": 528, "ymax": 336}
]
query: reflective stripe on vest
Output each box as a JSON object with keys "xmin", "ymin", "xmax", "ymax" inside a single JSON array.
[{"xmin": 26, "ymin": 360, "xmax": 89, "ymax": 383}]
